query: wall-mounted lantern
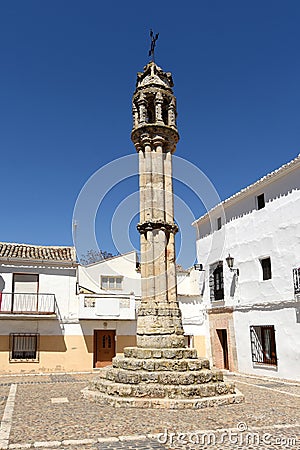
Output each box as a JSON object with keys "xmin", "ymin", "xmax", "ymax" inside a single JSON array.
[
  {"xmin": 226, "ymin": 254, "xmax": 239, "ymax": 276},
  {"xmin": 194, "ymin": 263, "xmax": 204, "ymax": 271}
]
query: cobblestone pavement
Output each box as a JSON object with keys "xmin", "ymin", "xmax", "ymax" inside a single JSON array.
[{"xmin": 0, "ymin": 372, "xmax": 299, "ymax": 449}]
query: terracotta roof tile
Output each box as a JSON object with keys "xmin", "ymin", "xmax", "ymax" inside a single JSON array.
[{"xmin": 0, "ymin": 242, "xmax": 76, "ymax": 262}]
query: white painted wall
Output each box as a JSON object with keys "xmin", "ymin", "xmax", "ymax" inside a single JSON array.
[
  {"xmin": 79, "ymin": 320, "xmax": 137, "ymax": 336},
  {"xmin": 194, "ymin": 162, "xmax": 300, "ymax": 380},
  {"xmin": 177, "ymin": 267, "xmax": 201, "ymax": 295},
  {"xmin": 234, "ymin": 308, "xmax": 300, "ymax": 380},
  {"xmin": 0, "ymin": 319, "xmax": 63, "ymax": 336},
  {"xmin": 0, "ymin": 264, "xmax": 77, "ymax": 320},
  {"xmin": 80, "ymin": 251, "xmax": 141, "ymax": 296},
  {"xmin": 196, "ymin": 189, "xmax": 300, "ymax": 306}
]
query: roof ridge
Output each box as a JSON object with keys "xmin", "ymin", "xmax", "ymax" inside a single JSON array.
[
  {"xmin": 0, "ymin": 241, "xmax": 74, "ymax": 249},
  {"xmin": 193, "ymin": 153, "xmax": 300, "ymax": 225}
]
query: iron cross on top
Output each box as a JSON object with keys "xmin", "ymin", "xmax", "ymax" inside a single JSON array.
[{"xmin": 149, "ymin": 29, "xmax": 159, "ymax": 62}]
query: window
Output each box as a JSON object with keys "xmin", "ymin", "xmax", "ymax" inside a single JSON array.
[
  {"xmin": 217, "ymin": 217, "xmax": 222, "ymax": 230},
  {"xmin": 293, "ymin": 268, "xmax": 300, "ymax": 294},
  {"xmin": 184, "ymin": 335, "xmax": 194, "ymax": 348},
  {"xmin": 101, "ymin": 276, "xmax": 123, "ymax": 290},
  {"xmin": 13, "ymin": 274, "xmax": 38, "ymax": 294},
  {"xmin": 10, "ymin": 333, "xmax": 39, "ymax": 362},
  {"xmin": 210, "ymin": 261, "xmax": 224, "ymax": 300},
  {"xmin": 250, "ymin": 326, "xmax": 277, "ymax": 366},
  {"xmin": 260, "ymin": 257, "xmax": 272, "ymax": 280},
  {"xmin": 256, "ymin": 193, "xmax": 265, "ymax": 210}
]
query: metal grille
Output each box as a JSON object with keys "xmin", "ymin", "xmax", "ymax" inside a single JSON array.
[
  {"xmin": 10, "ymin": 333, "xmax": 39, "ymax": 361},
  {"xmin": 213, "ymin": 264, "xmax": 224, "ymax": 300},
  {"xmin": 293, "ymin": 268, "xmax": 300, "ymax": 294},
  {"xmin": 250, "ymin": 326, "xmax": 277, "ymax": 366}
]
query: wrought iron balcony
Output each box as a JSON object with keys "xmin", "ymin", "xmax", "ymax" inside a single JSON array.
[
  {"xmin": 0, "ymin": 293, "xmax": 58, "ymax": 315},
  {"xmin": 293, "ymin": 268, "xmax": 300, "ymax": 295}
]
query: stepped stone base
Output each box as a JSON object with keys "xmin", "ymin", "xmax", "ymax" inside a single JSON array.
[{"xmin": 83, "ymin": 347, "xmax": 244, "ymax": 409}]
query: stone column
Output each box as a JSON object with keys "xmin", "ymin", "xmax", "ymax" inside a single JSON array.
[
  {"xmin": 137, "ymin": 94, "xmax": 147, "ymax": 125},
  {"xmin": 142, "ymin": 136, "xmax": 155, "ymax": 304},
  {"xmin": 153, "ymin": 137, "xmax": 167, "ymax": 304},
  {"xmin": 155, "ymin": 92, "xmax": 164, "ymax": 125},
  {"xmin": 138, "ymin": 148, "xmax": 148, "ymax": 303},
  {"xmin": 168, "ymin": 98, "xmax": 176, "ymax": 127}
]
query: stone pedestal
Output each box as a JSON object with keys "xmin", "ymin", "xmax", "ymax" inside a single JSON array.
[{"xmin": 83, "ymin": 347, "xmax": 243, "ymax": 408}]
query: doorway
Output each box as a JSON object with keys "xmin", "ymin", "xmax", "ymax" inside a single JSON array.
[
  {"xmin": 217, "ymin": 329, "xmax": 229, "ymax": 369},
  {"xmin": 94, "ymin": 330, "xmax": 116, "ymax": 368}
]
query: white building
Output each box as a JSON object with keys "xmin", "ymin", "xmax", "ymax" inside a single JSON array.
[
  {"xmin": 0, "ymin": 242, "xmax": 79, "ymax": 373},
  {"xmin": 193, "ymin": 154, "xmax": 300, "ymax": 380},
  {"xmin": 78, "ymin": 251, "xmax": 141, "ymax": 368}
]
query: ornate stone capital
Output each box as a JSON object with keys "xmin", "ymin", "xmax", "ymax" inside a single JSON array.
[
  {"xmin": 137, "ymin": 220, "xmax": 178, "ymax": 235},
  {"xmin": 131, "ymin": 124, "xmax": 179, "ymax": 153},
  {"xmin": 152, "ymin": 136, "xmax": 165, "ymax": 148}
]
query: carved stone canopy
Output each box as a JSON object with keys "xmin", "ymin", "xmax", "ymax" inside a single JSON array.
[{"xmin": 136, "ymin": 62, "xmax": 174, "ymax": 90}]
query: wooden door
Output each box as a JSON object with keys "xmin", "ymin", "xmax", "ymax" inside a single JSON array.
[
  {"xmin": 217, "ymin": 329, "xmax": 229, "ymax": 370},
  {"xmin": 94, "ymin": 330, "xmax": 116, "ymax": 368}
]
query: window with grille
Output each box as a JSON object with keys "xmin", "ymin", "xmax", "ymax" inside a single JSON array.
[
  {"xmin": 260, "ymin": 257, "xmax": 272, "ymax": 280},
  {"xmin": 101, "ymin": 276, "xmax": 123, "ymax": 290},
  {"xmin": 250, "ymin": 326, "xmax": 277, "ymax": 366},
  {"xmin": 10, "ymin": 333, "xmax": 39, "ymax": 362},
  {"xmin": 213, "ymin": 264, "xmax": 224, "ymax": 300}
]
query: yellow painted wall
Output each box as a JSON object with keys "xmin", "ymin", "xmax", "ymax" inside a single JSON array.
[
  {"xmin": 0, "ymin": 335, "xmax": 93, "ymax": 374},
  {"xmin": 194, "ymin": 335, "xmax": 207, "ymax": 357},
  {"xmin": 116, "ymin": 335, "xmax": 137, "ymax": 353},
  {"xmin": 0, "ymin": 334, "xmax": 137, "ymax": 374}
]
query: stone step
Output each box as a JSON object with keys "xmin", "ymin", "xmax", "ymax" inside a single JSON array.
[
  {"xmin": 82, "ymin": 386, "xmax": 244, "ymax": 409},
  {"xmin": 112, "ymin": 355, "xmax": 210, "ymax": 372},
  {"xmin": 123, "ymin": 347, "xmax": 198, "ymax": 360},
  {"xmin": 92, "ymin": 378, "xmax": 235, "ymax": 399},
  {"xmin": 105, "ymin": 367, "xmax": 223, "ymax": 385}
]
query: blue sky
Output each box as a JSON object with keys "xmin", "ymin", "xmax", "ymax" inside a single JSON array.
[{"xmin": 1, "ymin": 1, "xmax": 300, "ymax": 267}]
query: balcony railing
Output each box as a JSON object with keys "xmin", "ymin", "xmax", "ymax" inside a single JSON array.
[
  {"xmin": 0, "ymin": 293, "xmax": 58, "ymax": 315},
  {"xmin": 293, "ymin": 268, "xmax": 300, "ymax": 295}
]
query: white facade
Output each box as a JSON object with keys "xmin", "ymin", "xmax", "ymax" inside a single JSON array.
[
  {"xmin": 0, "ymin": 261, "xmax": 77, "ymax": 322},
  {"xmin": 193, "ymin": 154, "xmax": 300, "ymax": 380},
  {"xmin": 0, "ymin": 244, "xmax": 83, "ymax": 373},
  {"xmin": 79, "ymin": 253, "xmax": 207, "ymax": 356}
]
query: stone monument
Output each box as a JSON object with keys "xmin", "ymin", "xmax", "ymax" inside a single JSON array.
[{"xmin": 83, "ymin": 61, "xmax": 243, "ymax": 408}]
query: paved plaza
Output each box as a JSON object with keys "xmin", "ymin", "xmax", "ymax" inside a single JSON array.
[{"xmin": 0, "ymin": 372, "xmax": 299, "ymax": 449}]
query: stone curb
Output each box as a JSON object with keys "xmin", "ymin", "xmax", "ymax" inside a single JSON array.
[
  {"xmin": 225, "ymin": 371, "xmax": 300, "ymax": 386},
  {"xmin": 3, "ymin": 435, "xmax": 150, "ymax": 449}
]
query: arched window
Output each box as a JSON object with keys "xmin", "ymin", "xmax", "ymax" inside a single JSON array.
[
  {"xmin": 162, "ymin": 99, "xmax": 169, "ymax": 125},
  {"xmin": 145, "ymin": 95, "xmax": 155, "ymax": 123}
]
